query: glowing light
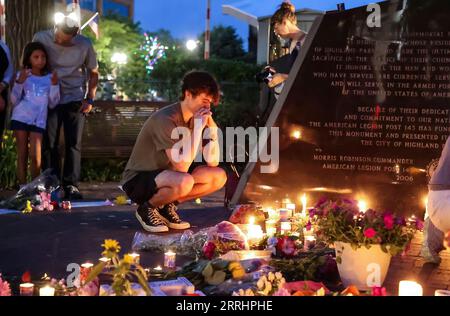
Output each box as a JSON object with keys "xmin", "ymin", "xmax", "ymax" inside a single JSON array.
[
  {"xmin": 186, "ymin": 39, "xmax": 198, "ymax": 51},
  {"xmin": 399, "ymin": 281, "xmax": 423, "ymax": 296},
  {"xmin": 54, "ymin": 12, "xmax": 65, "ymax": 25},
  {"xmin": 301, "ymin": 193, "xmax": 307, "ymax": 213},
  {"xmin": 422, "ymin": 195, "xmax": 428, "ymax": 208},
  {"xmin": 248, "ymin": 216, "xmax": 255, "ymax": 225},
  {"xmin": 111, "ymin": 52, "xmax": 127, "ymax": 65},
  {"xmin": 140, "ymin": 34, "xmax": 167, "ymax": 75},
  {"xmin": 358, "ymin": 200, "xmax": 368, "ymax": 213},
  {"xmin": 291, "ymin": 130, "xmax": 302, "ymax": 139}
]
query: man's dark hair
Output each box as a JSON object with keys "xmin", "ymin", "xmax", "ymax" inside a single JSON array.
[
  {"xmin": 21, "ymin": 42, "xmax": 51, "ymax": 75},
  {"xmin": 180, "ymin": 71, "xmax": 220, "ymax": 105}
]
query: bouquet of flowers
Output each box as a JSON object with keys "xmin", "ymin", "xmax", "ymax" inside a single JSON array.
[
  {"xmin": 229, "ymin": 204, "xmax": 266, "ymax": 225},
  {"xmin": 0, "ymin": 169, "xmax": 59, "ymax": 211},
  {"xmin": 202, "ymin": 221, "xmax": 248, "ymax": 259},
  {"xmin": 310, "ymin": 198, "xmax": 423, "ymax": 257}
]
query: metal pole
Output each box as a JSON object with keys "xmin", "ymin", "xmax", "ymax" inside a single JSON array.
[
  {"xmin": 204, "ymin": 0, "xmax": 211, "ymax": 60},
  {"xmin": 0, "ymin": 0, "xmax": 5, "ymax": 41}
]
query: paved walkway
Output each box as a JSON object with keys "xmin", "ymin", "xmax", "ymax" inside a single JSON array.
[{"xmin": 0, "ymin": 182, "xmax": 449, "ymax": 296}]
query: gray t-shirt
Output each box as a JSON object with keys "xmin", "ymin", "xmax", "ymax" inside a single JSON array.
[
  {"xmin": 429, "ymin": 136, "xmax": 450, "ymax": 190},
  {"xmin": 121, "ymin": 103, "xmax": 192, "ymax": 185},
  {"xmin": 33, "ymin": 30, "xmax": 98, "ymax": 104}
]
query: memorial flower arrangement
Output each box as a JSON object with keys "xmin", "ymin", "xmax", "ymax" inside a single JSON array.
[
  {"xmin": 232, "ymin": 272, "xmax": 288, "ymax": 296},
  {"xmin": 310, "ymin": 198, "xmax": 422, "ymax": 258},
  {"xmin": 85, "ymin": 239, "xmax": 152, "ymax": 296}
]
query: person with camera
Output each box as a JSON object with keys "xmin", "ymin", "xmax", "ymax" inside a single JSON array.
[
  {"xmin": 263, "ymin": 1, "xmax": 307, "ymax": 91},
  {"xmin": 32, "ymin": 14, "xmax": 99, "ymax": 200}
]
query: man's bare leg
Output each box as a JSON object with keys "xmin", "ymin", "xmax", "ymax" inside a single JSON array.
[
  {"xmin": 148, "ymin": 170, "xmax": 194, "ymax": 207},
  {"xmin": 177, "ymin": 165, "xmax": 227, "ymax": 203}
]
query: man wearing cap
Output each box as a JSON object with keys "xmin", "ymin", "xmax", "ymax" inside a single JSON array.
[{"xmin": 33, "ymin": 14, "xmax": 99, "ymax": 200}]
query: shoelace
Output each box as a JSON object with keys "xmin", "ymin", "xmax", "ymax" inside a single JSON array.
[
  {"xmin": 166, "ymin": 204, "xmax": 181, "ymax": 222},
  {"xmin": 148, "ymin": 208, "xmax": 165, "ymax": 225}
]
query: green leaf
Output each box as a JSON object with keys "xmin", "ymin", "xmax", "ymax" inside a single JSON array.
[
  {"xmin": 205, "ymin": 271, "xmax": 226, "ymax": 285},
  {"xmin": 202, "ymin": 263, "xmax": 214, "ymax": 278},
  {"xmin": 85, "ymin": 262, "xmax": 107, "ymax": 285}
]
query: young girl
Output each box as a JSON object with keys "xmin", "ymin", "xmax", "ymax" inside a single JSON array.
[{"xmin": 10, "ymin": 42, "xmax": 60, "ymax": 186}]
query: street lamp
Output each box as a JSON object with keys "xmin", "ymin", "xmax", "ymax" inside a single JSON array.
[
  {"xmin": 186, "ymin": 39, "xmax": 198, "ymax": 52},
  {"xmin": 111, "ymin": 52, "xmax": 128, "ymax": 65},
  {"xmin": 110, "ymin": 53, "xmax": 128, "ymax": 100}
]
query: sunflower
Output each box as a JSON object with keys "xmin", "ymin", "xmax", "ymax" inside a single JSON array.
[
  {"xmin": 102, "ymin": 239, "xmax": 121, "ymax": 256},
  {"xmin": 122, "ymin": 254, "xmax": 134, "ymax": 265}
]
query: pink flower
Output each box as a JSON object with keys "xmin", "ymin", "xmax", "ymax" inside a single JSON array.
[
  {"xmin": 364, "ymin": 228, "xmax": 377, "ymax": 238},
  {"xmin": 273, "ymin": 287, "xmax": 291, "ymax": 296},
  {"xmin": 0, "ymin": 276, "xmax": 11, "ymax": 296},
  {"xmin": 276, "ymin": 236, "xmax": 297, "ymax": 258},
  {"xmin": 202, "ymin": 241, "xmax": 216, "ymax": 260},
  {"xmin": 383, "ymin": 213, "xmax": 394, "ymax": 230},
  {"xmin": 305, "ymin": 221, "xmax": 312, "ymax": 231},
  {"xmin": 371, "ymin": 287, "xmax": 387, "ymax": 296}
]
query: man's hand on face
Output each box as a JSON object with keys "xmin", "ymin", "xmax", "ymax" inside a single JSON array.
[{"xmin": 194, "ymin": 107, "xmax": 212, "ymax": 129}]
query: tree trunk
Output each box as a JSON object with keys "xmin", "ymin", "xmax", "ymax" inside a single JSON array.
[{"xmin": 5, "ymin": 0, "xmax": 54, "ymax": 69}]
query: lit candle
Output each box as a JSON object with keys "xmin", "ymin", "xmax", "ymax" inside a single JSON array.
[
  {"xmin": 39, "ymin": 285, "xmax": 55, "ymax": 296},
  {"xmin": 266, "ymin": 227, "xmax": 277, "ymax": 237},
  {"xmin": 358, "ymin": 200, "xmax": 368, "ymax": 213},
  {"xmin": 281, "ymin": 197, "xmax": 292, "ymax": 209},
  {"xmin": 99, "ymin": 257, "xmax": 111, "ymax": 264},
  {"xmin": 265, "ymin": 219, "xmax": 277, "ymax": 231},
  {"xmin": 129, "ymin": 252, "xmax": 140, "ymax": 265},
  {"xmin": 398, "ymin": 281, "xmax": 423, "ymax": 296},
  {"xmin": 435, "ymin": 290, "xmax": 450, "ymax": 296},
  {"xmin": 20, "ymin": 283, "xmax": 34, "ymax": 296},
  {"xmin": 247, "ymin": 217, "xmax": 264, "ymax": 244},
  {"xmin": 80, "ymin": 262, "xmax": 94, "ymax": 284},
  {"xmin": 164, "ymin": 251, "xmax": 176, "ymax": 269},
  {"xmin": 279, "ymin": 209, "xmax": 292, "ymax": 221},
  {"xmin": 280, "ymin": 221, "xmax": 292, "ymax": 234},
  {"xmin": 286, "ymin": 203, "xmax": 296, "ymax": 213},
  {"xmin": 267, "ymin": 207, "xmax": 280, "ymax": 220},
  {"xmin": 154, "ymin": 265, "xmax": 163, "ymax": 272},
  {"xmin": 301, "ymin": 194, "xmax": 307, "ymax": 214},
  {"xmin": 304, "ymin": 235, "xmax": 316, "ymax": 251}
]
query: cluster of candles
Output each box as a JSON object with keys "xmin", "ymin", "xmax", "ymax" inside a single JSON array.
[
  {"xmin": 17, "ymin": 251, "xmax": 174, "ymax": 296},
  {"xmin": 261, "ymin": 196, "xmax": 316, "ymax": 249}
]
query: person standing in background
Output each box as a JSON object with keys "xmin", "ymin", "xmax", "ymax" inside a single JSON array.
[
  {"xmin": 0, "ymin": 39, "xmax": 13, "ymax": 139},
  {"xmin": 33, "ymin": 14, "xmax": 99, "ymax": 200}
]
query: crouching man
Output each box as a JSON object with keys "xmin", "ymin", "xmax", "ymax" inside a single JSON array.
[{"xmin": 121, "ymin": 71, "xmax": 227, "ymax": 232}]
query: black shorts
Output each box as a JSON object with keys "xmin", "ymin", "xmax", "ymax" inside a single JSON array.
[
  {"xmin": 10, "ymin": 120, "xmax": 45, "ymax": 134},
  {"xmin": 122, "ymin": 170, "xmax": 164, "ymax": 205}
]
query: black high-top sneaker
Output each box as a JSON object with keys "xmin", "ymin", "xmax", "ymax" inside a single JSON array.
[
  {"xmin": 135, "ymin": 202, "xmax": 168, "ymax": 233},
  {"xmin": 158, "ymin": 203, "xmax": 190, "ymax": 230}
]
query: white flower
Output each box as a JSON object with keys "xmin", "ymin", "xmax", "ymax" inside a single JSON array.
[
  {"xmin": 275, "ymin": 272, "xmax": 283, "ymax": 280},
  {"xmin": 265, "ymin": 281, "xmax": 272, "ymax": 294},
  {"xmin": 257, "ymin": 278, "xmax": 265, "ymax": 290},
  {"xmin": 268, "ymin": 272, "xmax": 275, "ymax": 282},
  {"xmin": 315, "ymin": 288, "xmax": 325, "ymax": 296}
]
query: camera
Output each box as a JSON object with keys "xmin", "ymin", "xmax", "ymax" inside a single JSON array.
[{"xmin": 256, "ymin": 66, "xmax": 276, "ymax": 84}]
